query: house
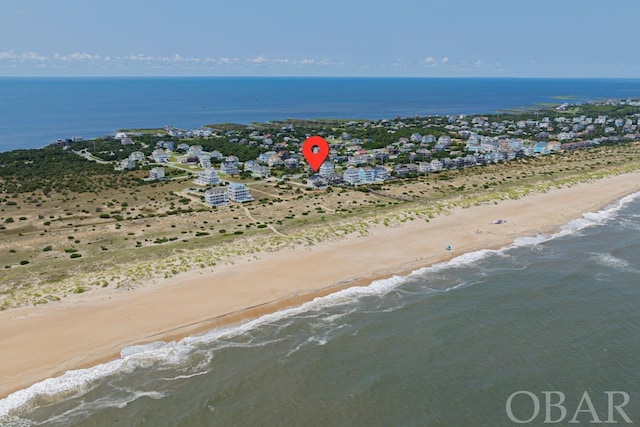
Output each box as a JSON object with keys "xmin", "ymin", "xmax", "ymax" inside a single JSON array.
[
  {"xmin": 373, "ymin": 165, "xmax": 390, "ymax": 181},
  {"xmin": 187, "ymin": 145, "xmax": 204, "ymax": 157},
  {"xmin": 200, "ymin": 157, "xmax": 211, "ymax": 169},
  {"xmin": 155, "ymin": 140, "xmax": 174, "ymax": 151},
  {"xmin": 205, "ymin": 187, "xmax": 229, "ymax": 206},
  {"xmin": 422, "ymin": 135, "xmax": 436, "ymax": 144},
  {"xmin": 220, "ymin": 156, "xmax": 239, "ymax": 175},
  {"xmin": 343, "ymin": 167, "xmax": 361, "ymax": 185},
  {"xmin": 227, "ymin": 183, "xmax": 254, "ymax": 202},
  {"xmin": 429, "ymin": 159, "xmax": 443, "ymax": 172},
  {"xmin": 119, "ymin": 158, "xmax": 135, "ymax": 170},
  {"xmin": 435, "ymin": 135, "xmax": 451, "ymax": 151},
  {"xmin": 547, "ymin": 141, "xmax": 561, "ymax": 152},
  {"xmin": 258, "ymin": 151, "xmax": 277, "ymax": 164},
  {"xmin": 418, "ymin": 162, "xmax": 431, "ymax": 174},
  {"xmin": 358, "ymin": 166, "xmax": 375, "ymax": 183},
  {"xmin": 253, "ymin": 166, "xmax": 271, "ymax": 178},
  {"xmin": 307, "ymin": 174, "xmax": 328, "ymax": 188},
  {"xmin": 175, "ymin": 143, "xmax": 190, "ymax": 153},
  {"xmin": 393, "ymin": 164, "xmax": 410, "ymax": 176},
  {"xmin": 267, "ymin": 154, "xmax": 284, "ymax": 168},
  {"xmin": 534, "ymin": 141, "xmax": 550, "ymax": 155},
  {"xmin": 129, "ymin": 151, "xmax": 145, "ymax": 162},
  {"xmin": 120, "ymin": 137, "xmax": 134, "ymax": 146},
  {"xmin": 151, "ymin": 149, "xmax": 169, "ymax": 163},
  {"xmin": 209, "ymin": 150, "xmax": 224, "ymax": 160},
  {"xmin": 194, "ymin": 168, "xmax": 220, "ymax": 186},
  {"xmin": 284, "ymin": 158, "xmax": 299, "ymax": 169},
  {"xmin": 149, "ymin": 167, "xmax": 165, "ymax": 180},
  {"xmin": 319, "ymin": 161, "xmax": 335, "ymax": 177}
]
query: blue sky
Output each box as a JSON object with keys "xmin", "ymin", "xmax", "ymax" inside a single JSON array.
[{"xmin": 1, "ymin": 0, "xmax": 639, "ymax": 77}]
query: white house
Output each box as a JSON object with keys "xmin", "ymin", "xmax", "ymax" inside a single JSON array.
[
  {"xmin": 373, "ymin": 165, "xmax": 390, "ymax": 181},
  {"xmin": 119, "ymin": 158, "xmax": 135, "ymax": 170},
  {"xmin": 429, "ymin": 159, "xmax": 443, "ymax": 172},
  {"xmin": 284, "ymin": 158, "xmax": 299, "ymax": 169},
  {"xmin": 200, "ymin": 157, "xmax": 211, "ymax": 169},
  {"xmin": 258, "ymin": 151, "xmax": 277, "ymax": 164},
  {"xmin": 358, "ymin": 167, "xmax": 375, "ymax": 183},
  {"xmin": 343, "ymin": 167, "xmax": 361, "ymax": 185},
  {"xmin": 150, "ymin": 167, "xmax": 165, "ymax": 180},
  {"xmin": 227, "ymin": 183, "xmax": 254, "ymax": 202},
  {"xmin": 205, "ymin": 187, "xmax": 229, "ymax": 206},
  {"xmin": 129, "ymin": 151, "xmax": 145, "ymax": 162},
  {"xmin": 152, "ymin": 149, "xmax": 169, "ymax": 163},
  {"xmin": 319, "ymin": 161, "xmax": 335, "ymax": 177},
  {"xmin": 194, "ymin": 168, "xmax": 220, "ymax": 185},
  {"xmin": 220, "ymin": 156, "xmax": 239, "ymax": 175}
]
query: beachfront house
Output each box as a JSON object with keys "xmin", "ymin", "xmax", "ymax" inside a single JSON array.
[
  {"xmin": 319, "ymin": 161, "xmax": 335, "ymax": 177},
  {"xmin": 373, "ymin": 165, "xmax": 390, "ymax": 181},
  {"xmin": 227, "ymin": 183, "xmax": 254, "ymax": 203},
  {"xmin": 149, "ymin": 167, "xmax": 165, "ymax": 181},
  {"xmin": 343, "ymin": 167, "xmax": 361, "ymax": 185},
  {"xmin": 205, "ymin": 187, "xmax": 229, "ymax": 206},
  {"xmin": 429, "ymin": 159, "xmax": 444, "ymax": 172},
  {"xmin": 194, "ymin": 168, "xmax": 220, "ymax": 186}
]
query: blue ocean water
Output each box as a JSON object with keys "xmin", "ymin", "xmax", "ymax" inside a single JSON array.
[
  {"xmin": 2, "ymin": 193, "xmax": 640, "ymax": 426},
  {"xmin": 2, "ymin": 77, "xmax": 640, "ymax": 152}
]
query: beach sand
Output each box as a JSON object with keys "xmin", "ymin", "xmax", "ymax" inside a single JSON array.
[{"xmin": 1, "ymin": 172, "xmax": 639, "ymax": 398}]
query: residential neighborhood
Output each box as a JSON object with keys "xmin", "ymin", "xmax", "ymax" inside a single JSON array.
[{"xmin": 57, "ymin": 99, "xmax": 640, "ymax": 208}]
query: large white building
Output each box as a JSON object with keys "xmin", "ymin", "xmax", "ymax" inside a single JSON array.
[
  {"xmin": 221, "ymin": 156, "xmax": 239, "ymax": 175},
  {"xmin": 205, "ymin": 187, "xmax": 229, "ymax": 206},
  {"xmin": 151, "ymin": 149, "xmax": 169, "ymax": 163},
  {"xmin": 227, "ymin": 183, "xmax": 254, "ymax": 202},
  {"xmin": 194, "ymin": 168, "xmax": 220, "ymax": 185},
  {"xmin": 343, "ymin": 167, "xmax": 361, "ymax": 185},
  {"xmin": 319, "ymin": 161, "xmax": 335, "ymax": 177},
  {"xmin": 149, "ymin": 167, "xmax": 165, "ymax": 180}
]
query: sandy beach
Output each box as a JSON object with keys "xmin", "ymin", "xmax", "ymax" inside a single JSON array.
[{"xmin": 1, "ymin": 171, "xmax": 640, "ymax": 399}]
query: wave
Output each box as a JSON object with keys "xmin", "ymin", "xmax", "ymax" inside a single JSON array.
[{"xmin": 2, "ymin": 190, "xmax": 640, "ymax": 421}]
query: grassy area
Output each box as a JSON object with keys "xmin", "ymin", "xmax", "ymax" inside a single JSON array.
[{"xmin": 1, "ymin": 142, "xmax": 640, "ymax": 309}]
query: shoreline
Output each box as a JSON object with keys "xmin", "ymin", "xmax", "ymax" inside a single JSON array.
[{"xmin": 1, "ymin": 172, "xmax": 640, "ymax": 401}]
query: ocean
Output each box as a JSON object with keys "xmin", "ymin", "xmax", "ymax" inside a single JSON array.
[
  {"xmin": 2, "ymin": 192, "xmax": 640, "ymax": 426},
  {"xmin": 2, "ymin": 77, "xmax": 640, "ymax": 152}
]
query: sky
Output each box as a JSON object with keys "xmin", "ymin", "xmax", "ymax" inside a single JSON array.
[{"xmin": 1, "ymin": 0, "xmax": 639, "ymax": 77}]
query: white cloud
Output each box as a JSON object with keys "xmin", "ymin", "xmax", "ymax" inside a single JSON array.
[
  {"xmin": 0, "ymin": 50, "xmax": 47, "ymax": 61},
  {"xmin": 0, "ymin": 50, "xmax": 344, "ymax": 72},
  {"xmin": 248, "ymin": 55, "xmax": 267, "ymax": 64},
  {"xmin": 424, "ymin": 56, "xmax": 436, "ymax": 65},
  {"xmin": 54, "ymin": 52, "xmax": 102, "ymax": 62},
  {"xmin": 475, "ymin": 60, "xmax": 482, "ymax": 66},
  {"xmin": 441, "ymin": 57, "xmax": 449, "ymax": 64}
]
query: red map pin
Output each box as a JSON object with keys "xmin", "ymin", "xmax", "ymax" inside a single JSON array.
[{"xmin": 302, "ymin": 136, "xmax": 329, "ymax": 172}]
